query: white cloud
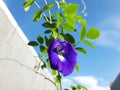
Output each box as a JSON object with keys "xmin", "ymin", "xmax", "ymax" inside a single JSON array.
[
  {"xmin": 95, "ymin": 16, "xmax": 120, "ymax": 51},
  {"xmin": 62, "ymin": 76, "xmax": 110, "ymax": 90}
]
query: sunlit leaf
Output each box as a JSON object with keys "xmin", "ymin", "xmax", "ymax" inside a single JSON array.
[
  {"xmin": 80, "ymin": 25, "xmax": 86, "ymax": 40},
  {"xmin": 33, "ymin": 10, "xmax": 42, "ymax": 22},
  {"xmin": 58, "ymin": 33, "xmax": 64, "ymax": 40},
  {"xmin": 77, "ymin": 84, "xmax": 88, "ymax": 90},
  {"xmin": 64, "ymin": 3, "xmax": 79, "ymax": 15},
  {"xmin": 82, "ymin": 40, "xmax": 95, "ymax": 48},
  {"xmin": 36, "ymin": 35, "xmax": 44, "ymax": 44},
  {"xmin": 57, "ymin": 11, "xmax": 63, "ymax": 27},
  {"xmin": 75, "ymin": 15, "xmax": 86, "ymax": 25},
  {"xmin": 43, "ymin": 3, "xmax": 53, "ymax": 11},
  {"xmin": 62, "ymin": 22, "xmax": 75, "ymax": 32},
  {"xmin": 52, "ymin": 70, "xmax": 57, "ymax": 75},
  {"xmin": 23, "ymin": 0, "xmax": 35, "ymax": 11},
  {"xmin": 76, "ymin": 47, "xmax": 87, "ymax": 54},
  {"xmin": 75, "ymin": 64, "xmax": 80, "ymax": 71},
  {"xmin": 86, "ymin": 28, "xmax": 100, "ymax": 40},
  {"xmin": 47, "ymin": 59, "xmax": 50, "ymax": 68},
  {"xmin": 28, "ymin": 41, "xmax": 38, "ymax": 46},
  {"xmin": 55, "ymin": 74, "xmax": 61, "ymax": 83}
]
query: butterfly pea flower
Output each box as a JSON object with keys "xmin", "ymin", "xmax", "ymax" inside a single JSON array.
[{"xmin": 48, "ymin": 39, "xmax": 77, "ymax": 76}]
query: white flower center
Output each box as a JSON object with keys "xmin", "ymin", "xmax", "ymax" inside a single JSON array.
[{"xmin": 58, "ymin": 55, "xmax": 65, "ymax": 62}]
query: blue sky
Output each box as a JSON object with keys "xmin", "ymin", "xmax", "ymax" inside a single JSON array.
[{"xmin": 4, "ymin": 0, "xmax": 120, "ymax": 90}]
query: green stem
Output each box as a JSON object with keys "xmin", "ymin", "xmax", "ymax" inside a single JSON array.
[
  {"xmin": 75, "ymin": 41, "xmax": 80, "ymax": 47},
  {"xmin": 34, "ymin": 1, "xmax": 49, "ymax": 22},
  {"xmin": 58, "ymin": 72, "xmax": 62, "ymax": 90},
  {"xmin": 43, "ymin": 0, "xmax": 52, "ymax": 23}
]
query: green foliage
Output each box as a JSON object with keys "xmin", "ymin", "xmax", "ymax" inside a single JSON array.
[
  {"xmin": 52, "ymin": 70, "xmax": 57, "ymax": 75},
  {"xmin": 24, "ymin": 0, "xmax": 100, "ymax": 90},
  {"xmin": 82, "ymin": 40, "xmax": 95, "ymax": 48},
  {"xmin": 40, "ymin": 45, "xmax": 48, "ymax": 54},
  {"xmin": 62, "ymin": 21, "xmax": 76, "ymax": 32},
  {"xmin": 43, "ymin": 3, "xmax": 53, "ymax": 11},
  {"xmin": 75, "ymin": 64, "xmax": 80, "ymax": 71},
  {"xmin": 76, "ymin": 47, "xmax": 87, "ymax": 54},
  {"xmin": 71, "ymin": 85, "xmax": 77, "ymax": 90},
  {"xmin": 57, "ymin": 11, "xmax": 63, "ymax": 27},
  {"xmin": 41, "ymin": 61, "xmax": 47, "ymax": 69},
  {"xmin": 80, "ymin": 25, "xmax": 86, "ymax": 40},
  {"xmin": 62, "ymin": 33, "xmax": 75, "ymax": 44},
  {"xmin": 23, "ymin": 0, "xmax": 35, "ymax": 11},
  {"xmin": 70, "ymin": 84, "xmax": 88, "ymax": 90},
  {"xmin": 44, "ymin": 30, "xmax": 52, "ymax": 34},
  {"xmin": 77, "ymin": 84, "xmax": 88, "ymax": 90},
  {"xmin": 28, "ymin": 41, "xmax": 38, "ymax": 46},
  {"xmin": 42, "ymin": 22, "xmax": 56, "ymax": 28},
  {"xmin": 86, "ymin": 28, "xmax": 100, "ymax": 40},
  {"xmin": 63, "ymin": 3, "xmax": 79, "ymax": 15},
  {"xmin": 33, "ymin": 10, "xmax": 42, "ymax": 22},
  {"xmin": 36, "ymin": 35, "xmax": 44, "ymax": 44}
]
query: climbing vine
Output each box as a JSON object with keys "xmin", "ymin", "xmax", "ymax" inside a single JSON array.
[{"xmin": 23, "ymin": 0, "xmax": 100, "ymax": 90}]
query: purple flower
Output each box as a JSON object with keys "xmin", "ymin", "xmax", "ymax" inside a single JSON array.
[{"xmin": 48, "ymin": 39, "xmax": 77, "ymax": 76}]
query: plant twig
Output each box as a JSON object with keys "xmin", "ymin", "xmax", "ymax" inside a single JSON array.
[
  {"xmin": 34, "ymin": 1, "xmax": 49, "ymax": 22},
  {"xmin": 0, "ymin": 58, "xmax": 56, "ymax": 86},
  {"xmin": 43, "ymin": 0, "xmax": 52, "ymax": 23}
]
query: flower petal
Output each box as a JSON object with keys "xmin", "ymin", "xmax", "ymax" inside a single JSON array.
[{"xmin": 48, "ymin": 40, "xmax": 77, "ymax": 76}]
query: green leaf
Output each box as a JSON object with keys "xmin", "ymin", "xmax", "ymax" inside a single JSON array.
[
  {"xmin": 70, "ymin": 85, "xmax": 76, "ymax": 90},
  {"xmin": 33, "ymin": 10, "xmax": 42, "ymax": 22},
  {"xmin": 42, "ymin": 22, "xmax": 56, "ymax": 28},
  {"xmin": 82, "ymin": 40, "xmax": 95, "ymax": 48},
  {"xmin": 43, "ymin": 3, "xmax": 53, "ymax": 11},
  {"xmin": 77, "ymin": 84, "xmax": 88, "ymax": 90},
  {"xmin": 39, "ymin": 56, "xmax": 46, "ymax": 60},
  {"xmin": 28, "ymin": 41, "xmax": 38, "ymax": 46},
  {"xmin": 62, "ymin": 22, "xmax": 75, "ymax": 32},
  {"xmin": 36, "ymin": 35, "xmax": 44, "ymax": 44},
  {"xmin": 47, "ymin": 60, "xmax": 50, "ymax": 68},
  {"xmin": 80, "ymin": 25, "xmax": 86, "ymax": 40},
  {"xmin": 52, "ymin": 70, "xmax": 57, "ymax": 75},
  {"xmin": 40, "ymin": 45, "xmax": 48, "ymax": 54},
  {"xmin": 60, "ymin": 0, "xmax": 66, "ymax": 10},
  {"xmin": 23, "ymin": 0, "xmax": 35, "ymax": 11},
  {"xmin": 55, "ymin": 74, "xmax": 61, "ymax": 83},
  {"xmin": 76, "ymin": 47, "xmax": 87, "ymax": 54},
  {"xmin": 86, "ymin": 28, "xmax": 100, "ymax": 40},
  {"xmin": 64, "ymin": 3, "xmax": 79, "ymax": 15},
  {"xmin": 63, "ymin": 33, "xmax": 75, "ymax": 44},
  {"xmin": 44, "ymin": 30, "xmax": 52, "ymax": 34},
  {"xmin": 34, "ymin": 65, "xmax": 37, "ymax": 69},
  {"xmin": 58, "ymin": 33, "xmax": 64, "ymax": 40},
  {"xmin": 51, "ymin": 29, "xmax": 58, "ymax": 39},
  {"xmin": 45, "ymin": 36, "xmax": 54, "ymax": 47},
  {"xmin": 57, "ymin": 11, "xmax": 63, "ymax": 27},
  {"xmin": 41, "ymin": 62, "xmax": 46, "ymax": 69},
  {"xmin": 75, "ymin": 64, "xmax": 80, "ymax": 71},
  {"xmin": 75, "ymin": 15, "xmax": 86, "ymax": 25}
]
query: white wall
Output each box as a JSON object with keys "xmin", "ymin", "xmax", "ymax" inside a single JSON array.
[{"xmin": 0, "ymin": 1, "xmax": 56, "ymax": 90}]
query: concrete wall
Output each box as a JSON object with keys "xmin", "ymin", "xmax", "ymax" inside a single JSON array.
[{"xmin": 0, "ymin": 0, "xmax": 56, "ymax": 90}]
